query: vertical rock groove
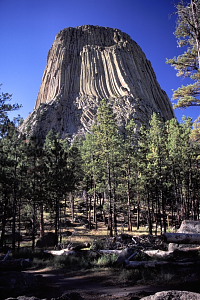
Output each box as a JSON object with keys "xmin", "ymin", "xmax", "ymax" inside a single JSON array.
[{"xmin": 20, "ymin": 25, "xmax": 174, "ymax": 140}]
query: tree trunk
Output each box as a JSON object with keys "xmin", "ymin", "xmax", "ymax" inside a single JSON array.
[
  {"xmin": 161, "ymin": 190, "xmax": 167, "ymax": 233},
  {"xmin": 84, "ymin": 190, "xmax": 88, "ymax": 220},
  {"xmin": 147, "ymin": 192, "xmax": 152, "ymax": 235},
  {"xmin": 70, "ymin": 192, "xmax": 74, "ymax": 222},
  {"xmin": 12, "ymin": 201, "xmax": 16, "ymax": 252},
  {"xmin": 93, "ymin": 183, "xmax": 97, "ymax": 226},
  {"xmin": 127, "ymin": 182, "xmax": 132, "ymax": 232},
  {"xmin": 32, "ymin": 201, "xmax": 37, "ymax": 250},
  {"xmin": 127, "ymin": 162, "xmax": 132, "ymax": 232},
  {"xmin": 113, "ymin": 195, "xmax": 117, "ymax": 236},
  {"xmin": 54, "ymin": 197, "xmax": 59, "ymax": 246},
  {"xmin": 0, "ymin": 196, "xmax": 8, "ymax": 248},
  {"xmin": 89, "ymin": 195, "xmax": 92, "ymax": 230},
  {"xmin": 163, "ymin": 232, "xmax": 200, "ymax": 244},
  {"xmin": 136, "ymin": 193, "xmax": 140, "ymax": 230},
  {"xmin": 17, "ymin": 198, "xmax": 22, "ymax": 250},
  {"xmin": 40, "ymin": 204, "xmax": 45, "ymax": 237},
  {"xmin": 12, "ymin": 160, "xmax": 18, "ymax": 252},
  {"xmin": 107, "ymin": 161, "xmax": 113, "ymax": 237}
]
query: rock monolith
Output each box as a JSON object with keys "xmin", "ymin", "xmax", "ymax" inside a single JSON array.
[{"xmin": 20, "ymin": 25, "xmax": 174, "ymax": 140}]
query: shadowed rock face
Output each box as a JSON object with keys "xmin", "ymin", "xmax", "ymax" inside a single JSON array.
[{"xmin": 20, "ymin": 25, "xmax": 174, "ymax": 140}]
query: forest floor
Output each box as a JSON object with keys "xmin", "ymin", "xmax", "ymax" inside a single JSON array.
[
  {"xmin": 3, "ymin": 222, "xmax": 200, "ymax": 299},
  {"xmin": 22, "ymin": 218, "xmax": 200, "ymax": 300},
  {"xmin": 24, "ymin": 266, "xmax": 200, "ymax": 300}
]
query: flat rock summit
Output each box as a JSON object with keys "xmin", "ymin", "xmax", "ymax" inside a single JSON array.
[{"xmin": 20, "ymin": 25, "xmax": 174, "ymax": 140}]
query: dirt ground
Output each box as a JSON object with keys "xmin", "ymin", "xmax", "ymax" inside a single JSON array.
[
  {"xmin": 4, "ymin": 222, "xmax": 200, "ymax": 299},
  {"xmin": 24, "ymin": 267, "xmax": 200, "ymax": 300}
]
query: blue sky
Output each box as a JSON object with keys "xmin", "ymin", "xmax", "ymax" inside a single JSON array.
[{"xmin": 0, "ymin": 0, "xmax": 198, "ymax": 123}]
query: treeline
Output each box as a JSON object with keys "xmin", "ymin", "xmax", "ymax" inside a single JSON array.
[
  {"xmin": 0, "ymin": 98, "xmax": 200, "ymax": 249},
  {"xmin": 80, "ymin": 100, "xmax": 200, "ymax": 236}
]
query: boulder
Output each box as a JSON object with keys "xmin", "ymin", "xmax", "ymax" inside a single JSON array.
[
  {"xmin": 141, "ymin": 290, "xmax": 200, "ymax": 299},
  {"xmin": 169, "ymin": 220, "xmax": 200, "ymax": 251},
  {"xmin": 55, "ymin": 292, "xmax": 84, "ymax": 300},
  {"xmin": 36, "ymin": 232, "xmax": 58, "ymax": 248},
  {"xmin": 5, "ymin": 297, "xmax": 41, "ymax": 300},
  {"xmin": 177, "ymin": 220, "xmax": 200, "ymax": 234},
  {"xmin": 4, "ymin": 292, "xmax": 84, "ymax": 300}
]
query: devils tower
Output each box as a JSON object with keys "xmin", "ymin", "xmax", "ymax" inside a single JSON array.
[{"xmin": 20, "ymin": 25, "xmax": 174, "ymax": 139}]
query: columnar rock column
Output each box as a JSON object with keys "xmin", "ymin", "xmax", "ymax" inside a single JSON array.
[{"xmin": 20, "ymin": 25, "xmax": 174, "ymax": 140}]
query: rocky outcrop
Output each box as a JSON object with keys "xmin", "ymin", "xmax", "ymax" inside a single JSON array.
[
  {"xmin": 141, "ymin": 290, "xmax": 200, "ymax": 300},
  {"xmin": 20, "ymin": 25, "xmax": 174, "ymax": 140}
]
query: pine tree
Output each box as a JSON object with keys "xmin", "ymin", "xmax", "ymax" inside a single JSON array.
[
  {"xmin": 0, "ymin": 128, "xmax": 16, "ymax": 248},
  {"xmin": 0, "ymin": 86, "xmax": 22, "ymax": 250},
  {"xmin": 81, "ymin": 133, "xmax": 100, "ymax": 228},
  {"xmin": 0, "ymin": 86, "xmax": 21, "ymax": 137},
  {"xmin": 191, "ymin": 116, "xmax": 200, "ymax": 142},
  {"xmin": 137, "ymin": 114, "xmax": 168, "ymax": 233},
  {"xmin": 44, "ymin": 131, "xmax": 67, "ymax": 244},
  {"xmin": 23, "ymin": 137, "xmax": 45, "ymax": 249},
  {"xmin": 166, "ymin": 117, "xmax": 196, "ymax": 223},
  {"xmin": 121, "ymin": 119, "xmax": 139, "ymax": 231},
  {"xmin": 44, "ymin": 130, "xmax": 83, "ymax": 243},
  {"xmin": 84, "ymin": 99, "xmax": 123, "ymax": 236},
  {"xmin": 67, "ymin": 142, "xmax": 84, "ymax": 224},
  {"xmin": 180, "ymin": 117, "xmax": 194, "ymax": 219},
  {"xmin": 0, "ymin": 121, "xmax": 26, "ymax": 250},
  {"xmin": 136, "ymin": 124, "xmax": 154, "ymax": 233},
  {"xmin": 167, "ymin": 0, "xmax": 200, "ymax": 108}
]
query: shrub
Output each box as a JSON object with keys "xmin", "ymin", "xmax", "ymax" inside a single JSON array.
[
  {"xmin": 118, "ymin": 269, "xmax": 142, "ymax": 283},
  {"xmin": 48, "ymin": 254, "xmax": 91, "ymax": 270},
  {"xmin": 33, "ymin": 257, "xmax": 48, "ymax": 269},
  {"xmin": 95, "ymin": 254, "xmax": 118, "ymax": 267},
  {"xmin": 90, "ymin": 239, "xmax": 106, "ymax": 250}
]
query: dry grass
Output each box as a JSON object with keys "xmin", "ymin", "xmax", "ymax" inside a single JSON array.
[
  {"xmin": 61, "ymin": 222, "xmax": 151, "ymax": 245},
  {"xmin": 16, "ymin": 213, "xmax": 167, "ymax": 249},
  {"xmin": 19, "ymin": 221, "xmax": 159, "ymax": 248}
]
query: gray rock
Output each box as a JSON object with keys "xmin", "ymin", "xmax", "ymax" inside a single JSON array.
[
  {"xmin": 4, "ymin": 293, "xmax": 84, "ymax": 300},
  {"xmin": 36, "ymin": 232, "xmax": 58, "ymax": 248},
  {"xmin": 54, "ymin": 292, "xmax": 84, "ymax": 300},
  {"xmin": 5, "ymin": 298, "xmax": 41, "ymax": 300},
  {"xmin": 19, "ymin": 25, "xmax": 174, "ymax": 141},
  {"xmin": 168, "ymin": 220, "xmax": 200, "ymax": 251},
  {"xmin": 13, "ymin": 297, "xmax": 42, "ymax": 300},
  {"xmin": 141, "ymin": 290, "xmax": 200, "ymax": 300},
  {"xmin": 177, "ymin": 220, "xmax": 200, "ymax": 234}
]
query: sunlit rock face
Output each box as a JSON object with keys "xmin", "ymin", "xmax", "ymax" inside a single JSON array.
[{"xmin": 20, "ymin": 25, "xmax": 174, "ymax": 140}]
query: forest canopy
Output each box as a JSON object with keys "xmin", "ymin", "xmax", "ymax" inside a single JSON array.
[{"xmin": 0, "ymin": 95, "xmax": 199, "ymax": 249}]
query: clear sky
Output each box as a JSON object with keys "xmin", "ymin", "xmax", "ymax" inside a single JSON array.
[{"xmin": 0, "ymin": 0, "xmax": 198, "ymax": 123}]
